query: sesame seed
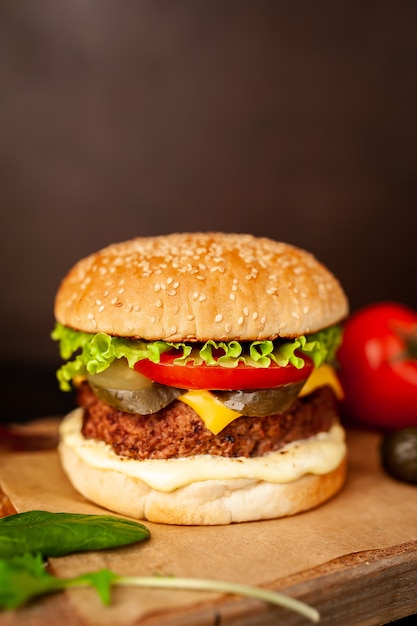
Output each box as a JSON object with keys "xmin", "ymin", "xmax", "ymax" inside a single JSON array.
[
  {"xmin": 187, "ymin": 314, "xmax": 195, "ymax": 321},
  {"xmin": 168, "ymin": 289, "xmax": 177, "ymax": 296},
  {"xmin": 229, "ymin": 293, "xmax": 236, "ymax": 301},
  {"xmin": 98, "ymin": 305, "xmax": 105, "ymax": 313},
  {"xmin": 192, "ymin": 292, "xmax": 199, "ymax": 300},
  {"xmin": 111, "ymin": 297, "xmax": 118, "ymax": 305},
  {"xmin": 225, "ymin": 323, "xmax": 232, "ymax": 332},
  {"xmin": 156, "ymin": 299, "xmax": 162, "ymax": 307},
  {"xmin": 199, "ymin": 294, "xmax": 207, "ymax": 302},
  {"xmin": 292, "ymin": 311, "xmax": 300, "ymax": 319},
  {"xmin": 243, "ymin": 307, "xmax": 249, "ymax": 316},
  {"xmin": 253, "ymin": 312, "xmax": 258, "ymax": 320},
  {"xmin": 150, "ymin": 316, "xmax": 156, "ymax": 323},
  {"xmin": 238, "ymin": 316, "xmax": 244, "ymax": 325},
  {"xmin": 154, "ymin": 284, "xmax": 161, "ymax": 292},
  {"xmin": 215, "ymin": 314, "xmax": 223, "ymax": 322}
]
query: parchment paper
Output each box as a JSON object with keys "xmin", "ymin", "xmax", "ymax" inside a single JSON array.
[{"xmin": 1, "ymin": 429, "xmax": 416, "ymax": 625}]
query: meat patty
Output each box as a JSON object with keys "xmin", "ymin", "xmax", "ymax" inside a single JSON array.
[{"xmin": 78, "ymin": 382, "xmax": 339, "ymax": 460}]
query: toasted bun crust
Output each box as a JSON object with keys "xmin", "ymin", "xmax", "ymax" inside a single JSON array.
[
  {"xmin": 58, "ymin": 410, "xmax": 347, "ymax": 525},
  {"xmin": 54, "ymin": 232, "xmax": 348, "ymax": 341}
]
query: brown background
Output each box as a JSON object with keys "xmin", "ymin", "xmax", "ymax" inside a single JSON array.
[{"xmin": 1, "ymin": 1, "xmax": 417, "ymax": 420}]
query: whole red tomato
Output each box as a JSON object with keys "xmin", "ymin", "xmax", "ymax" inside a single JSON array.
[{"xmin": 337, "ymin": 302, "xmax": 417, "ymax": 430}]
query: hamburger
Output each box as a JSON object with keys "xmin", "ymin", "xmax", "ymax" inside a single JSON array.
[{"xmin": 52, "ymin": 232, "xmax": 349, "ymax": 525}]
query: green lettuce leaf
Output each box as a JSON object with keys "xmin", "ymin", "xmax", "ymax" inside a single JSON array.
[{"xmin": 51, "ymin": 323, "xmax": 343, "ymax": 391}]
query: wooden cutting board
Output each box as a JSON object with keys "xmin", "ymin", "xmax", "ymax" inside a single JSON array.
[{"xmin": 0, "ymin": 420, "xmax": 416, "ymax": 626}]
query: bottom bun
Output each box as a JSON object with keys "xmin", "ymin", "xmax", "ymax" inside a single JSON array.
[{"xmin": 58, "ymin": 409, "xmax": 347, "ymax": 525}]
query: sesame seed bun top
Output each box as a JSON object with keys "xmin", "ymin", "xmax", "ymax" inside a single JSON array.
[{"xmin": 54, "ymin": 232, "xmax": 349, "ymax": 341}]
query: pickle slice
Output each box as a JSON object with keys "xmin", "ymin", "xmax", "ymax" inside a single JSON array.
[
  {"xmin": 213, "ymin": 381, "xmax": 306, "ymax": 417},
  {"xmin": 87, "ymin": 359, "xmax": 183, "ymax": 414},
  {"xmin": 89, "ymin": 380, "xmax": 183, "ymax": 415}
]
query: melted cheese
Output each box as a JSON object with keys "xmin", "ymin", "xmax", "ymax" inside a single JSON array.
[
  {"xmin": 178, "ymin": 365, "xmax": 343, "ymax": 435},
  {"xmin": 179, "ymin": 390, "xmax": 242, "ymax": 435},
  {"xmin": 60, "ymin": 410, "xmax": 346, "ymax": 493},
  {"xmin": 299, "ymin": 364, "xmax": 344, "ymax": 399}
]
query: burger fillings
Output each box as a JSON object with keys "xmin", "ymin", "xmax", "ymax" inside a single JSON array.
[{"xmin": 52, "ymin": 232, "xmax": 349, "ymax": 525}]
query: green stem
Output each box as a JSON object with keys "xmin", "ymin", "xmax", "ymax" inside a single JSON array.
[{"xmin": 114, "ymin": 575, "xmax": 320, "ymax": 623}]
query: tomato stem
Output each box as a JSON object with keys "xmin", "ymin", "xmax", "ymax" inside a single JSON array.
[{"xmin": 397, "ymin": 324, "xmax": 417, "ymax": 361}]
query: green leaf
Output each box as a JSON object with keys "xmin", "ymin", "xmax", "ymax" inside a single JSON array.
[
  {"xmin": 0, "ymin": 555, "xmax": 121, "ymax": 610},
  {"xmin": 69, "ymin": 569, "xmax": 120, "ymax": 605},
  {"xmin": 0, "ymin": 553, "xmax": 67, "ymax": 610},
  {"xmin": 0, "ymin": 511, "xmax": 150, "ymax": 558},
  {"xmin": 52, "ymin": 322, "xmax": 343, "ymax": 390}
]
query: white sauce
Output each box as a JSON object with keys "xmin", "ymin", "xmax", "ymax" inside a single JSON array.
[{"xmin": 60, "ymin": 409, "xmax": 346, "ymax": 493}]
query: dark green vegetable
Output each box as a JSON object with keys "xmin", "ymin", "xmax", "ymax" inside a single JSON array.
[
  {"xmin": 0, "ymin": 511, "xmax": 150, "ymax": 558},
  {"xmin": 0, "ymin": 553, "xmax": 118, "ymax": 610},
  {"xmin": 0, "ymin": 553, "xmax": 320, "ymax": 621},
  {"xmin": 89, "ymin": 380, "xmax": 182, "ymax": 414},
  {"xmin": 213, "ymin": 381, "xmax": 305, "ymax": 417},
  {"xmin": 86, "ymin": 358, "xmax": 182, "ymax": 414},
  {"xmin": 380, "ymin": 427, "xmax": 417, "ymax": 485}
]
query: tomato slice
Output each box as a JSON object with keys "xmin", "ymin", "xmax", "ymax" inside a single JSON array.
[{"xmin": 133, "ymin": 351, "xmax": 313, "ymax": 390}]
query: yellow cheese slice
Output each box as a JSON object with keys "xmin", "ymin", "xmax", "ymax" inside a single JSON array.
[
  {"xmin": 179, "ymin": 390, "xmax": 242, "ymax": 435},
  {"xmin": 179, "ymin": 365, "xmax": 343, "ymax": 435},
  {"xmin": 299, "ymin": 364, "xmax": 344, "ymax": 399}
]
